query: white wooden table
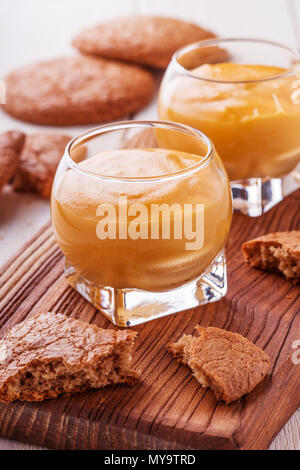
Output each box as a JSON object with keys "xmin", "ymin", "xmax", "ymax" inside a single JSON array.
[{"xmin": 0, "ymin": 0, "xmax": 299, "ymax": 450}]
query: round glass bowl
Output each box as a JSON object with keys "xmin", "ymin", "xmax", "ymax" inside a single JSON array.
[
  {"xmin": 159, "ymin": 38, "xmax": 300, "ymax": 216},
  {"xmin": 51, "ymin": 121, "xmax": 232, "ymax": 326}
]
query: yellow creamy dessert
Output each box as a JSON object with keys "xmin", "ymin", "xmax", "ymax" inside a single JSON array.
[
  {"xmin": 159, "ymin": 63, "xmax": 300, "ymax": 180},
  {"xmin": 51, "ymin": 148, "xmax": 232, "ymax": 291}
]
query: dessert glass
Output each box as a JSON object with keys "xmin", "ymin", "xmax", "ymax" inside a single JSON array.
[
  {"xmin": 51, "ymin": 121, "xmax": 232, "ymax": 327},
  {"xmin": 159, "ymin": 38, "xmax": 300, "ymax": 216}
]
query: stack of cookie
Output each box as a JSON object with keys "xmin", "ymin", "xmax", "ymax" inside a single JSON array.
[
  {"xmin": 0, "ymin": 15, "xmax": 221, "ymax": 197},
  {"xmin": 2, "ymin": 16, "xmax": 220, "ymax": 127}
]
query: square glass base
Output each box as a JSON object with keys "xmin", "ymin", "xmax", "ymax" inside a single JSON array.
[
  {"xmin": 64, "ymin": 250, "xmax": 227, "ymax": 327},
  {"xmin": 231, "ymin": 168, "xmax": 300, "ymax": 217}
]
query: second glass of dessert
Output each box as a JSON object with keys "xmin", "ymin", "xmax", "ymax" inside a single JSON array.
[
  {"xmin": 51, "ymin": 121, "xmax": 232, "ymax": 326},
  {"xmin": 159, "ymin": 38, "xmax": 300, "ymax": 216}
]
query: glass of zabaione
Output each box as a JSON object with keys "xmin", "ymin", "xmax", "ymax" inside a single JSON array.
[
  {"xmin": 159, "ymin": 38, "xmax": 300, "ymax": 217},
  {"xmin": 51, "ymin": 121, "xmax": 232, "ymax": 326}
]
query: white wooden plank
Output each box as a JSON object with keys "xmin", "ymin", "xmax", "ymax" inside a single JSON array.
[
  {"xmin": 270, "ymin": 412, "xmax": 300, "ymax": 450},
  {"xmin": 288, "ymin": 0, "xmax": 300, "ymax": 46},
  {"xmin": 0, "ymin": 0, "xmax": 135, "ymax": 75},
  {"xmin": 0, "ymin": 187, "xmax": 49, "ymax": 267},
  {"xmin": 0, "ymin": 436, "xmax": 44, "ymax": 450},
  {"xmin": 137, "ymin": 0, "xmax": 297, "ymax": 46}
]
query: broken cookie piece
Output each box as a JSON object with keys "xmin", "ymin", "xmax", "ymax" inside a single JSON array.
[
  {"xmin": 13, "ymin": 133, "xmax": 71, "ymax": 198},
  {"xmin": 0, "ymin": 312, "xmax": 139, "ymax": 403},
  {"xmin": 242, "ymin": 231, "xmax": 300, "ymax": 280},
  {"xmin": 0, "ymin": 130, "xmax": 25, "ymax": 192},
  {"xmin": 168, "ymin": 326, "xmax": 270, "ymax": 404}
]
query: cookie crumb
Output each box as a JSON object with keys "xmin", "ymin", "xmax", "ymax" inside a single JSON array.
[
  {"xmin": 0, "ymin": 312, "xmax": 139, "ymax": 403},
  {"xmin": 242, "ymin": 231, "xmax": 300, "ymax": 280},
  {"xmin": 0, "ymin": 130, "xmax": 25, "ymax": 192},
  {"xmin": 14, "ymin": 133, "xmax": 71, "ymax": 198},
  {"xmin": 168, "ymin": 326, "xmax": 270, "ymax": 404}
]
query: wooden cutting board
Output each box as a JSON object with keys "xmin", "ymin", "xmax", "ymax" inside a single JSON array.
[{"xmin": 0, "ymin": 189, "xmax": 299, "ymax": 450}]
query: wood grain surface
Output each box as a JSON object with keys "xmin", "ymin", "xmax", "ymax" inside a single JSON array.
[
  {"xmin": 0, "ymin": 188, "xmax": 299, "ymax": 450},
  {"xmin": 0, "ymin": 0, "xmax": 300, "ymax": 451}
]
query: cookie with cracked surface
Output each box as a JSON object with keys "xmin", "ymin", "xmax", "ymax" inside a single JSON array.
[
  {"xmin": 0, "ymin": 130, "xmax": 25, "ymax": 192},
  {"xmin": 168, "ymin": 326, "xmax": 270, "ymax": 404},
  {"xmin": 242, "ymin": 231, "xmax": 300, "ymax": 281},
  {"xmin": 14, "ymin": 132, "xmax": 71, "ymax": 198},
  {"xmin": 3, "ymin": 56, "xmax": 155, "ymax": 125},
  {"xmin": 0, "ymin": 311, "xmax": 139, "ymax": 403},
  {"xmin": 72, "ymin": 16, "xmax": 226, "ymax": 69}
]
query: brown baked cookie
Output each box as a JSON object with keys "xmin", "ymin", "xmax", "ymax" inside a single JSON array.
[
  {"xmin": 242, "ymin": 231, "xmax": 300, "ymax": 280},
  {"xmin": 0, "ymin": 130, "xmax": 25, "ymax": 191},
  {"xmin": 72, "ymin": 16, "xmax": 222, "ymax": 69},
  {"xmin": 14, "ymin": 133, "xmax": 71, "ymax": 198},
  {"xmin": 0, "ymin": 311, "xmax": 139, "ymax": 403},
  {"xmin": 168, "ymin": 326, "xmax": 270, "ymax": 404},
  {"xmin": 3, "ymin": 56, "xmax": 155, "ymax": 125}
]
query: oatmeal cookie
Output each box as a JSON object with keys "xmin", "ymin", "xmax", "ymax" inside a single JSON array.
[
  {"xmin": 14, "ymin": 132, "xmax": 71, "ymax": 198},
  {"xmin": 0, "ymin": 311, "xmax": 139, "ymax": 402},
  {"xmin": 3, "ymin": 56, "xmax": 155, "ymax": 125},
  {"xmin": 168, "ymin": 326, "xmax": 270, "ymax": 404},
  {"xmin": 242, "ymin": 231, "xmax": 300, "ymax": 280},
  {"xmin": 0, "ymin": 130, "xmax": 25, "ymax": 191},
  {"xmin": 72, "ymin": 16, "xmax": 225, "ymax": 69}
]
